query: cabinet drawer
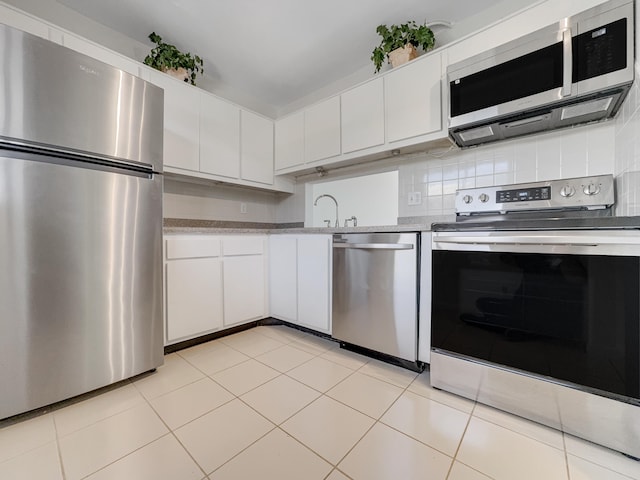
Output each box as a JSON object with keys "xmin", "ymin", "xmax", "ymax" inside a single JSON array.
[
  {"xmin": 222, "ymin": 236, "xmax": 265, "ymax": 256},
  {"xmin": 166, "ymin": 236, "xmax": 221, "ymax": 259}
]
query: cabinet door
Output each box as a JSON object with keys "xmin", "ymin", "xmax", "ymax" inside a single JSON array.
[
  {"xmin": 268, "ymin": 236, "xmax": 298, "ymax": 322},
  {"xmin": 341, "ymin": 78, "xmax": 384, "ymax": 154},
  {"xmin": 62, "ymin": 33, "xmax": 139, "ymax": 76},
  {"xmin": 142, "ymin": 69, "xmax": 200, "ymax": 172},
  {"xmin": 1, "ymin": 6, "xmax": 50, "ymax": 39},
  {"xmin": 200, "ymin": 93, "xmax": 240, "ymax": 179},
  {"xmin": 223, "ymin": 255, "xmax": 266, "ymax": 326},
  {"xmin": 418, "ymin": 233, "xmax": 432, "ymax": 363},
  {"xmin": 305, "ymin": 96, "xmax": 341, "ymax": 163},
  {"xmin": 275, "ymin": 112, "xmax": 305, "ymax": 171},
  {"xmin": 297, "ymin": 235, "xmax": 331, "ymax": 333},
  {"xmin": 240, "ymin": 110, "xmax": 274, "ymax": 185},
  {"xmin": 385, "ymin": 52, "xmax": 442, "ymax": 143},
  {"xmin": 166, "ymin": 258, "xmax": 223, "ymax": 342}
]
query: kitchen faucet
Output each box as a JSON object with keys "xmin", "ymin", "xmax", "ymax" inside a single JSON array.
[
  {"xmin": 313, "ymin": 194, "xmax": 339, "ymax": 227},
  {"xmin": 344, "ymin": 216, "xmax": 358, "ymax": 227}
]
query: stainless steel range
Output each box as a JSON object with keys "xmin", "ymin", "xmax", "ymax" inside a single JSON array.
[{"xmin": 431, "ymin": 174, "xmax": 640, "ymax": 458}]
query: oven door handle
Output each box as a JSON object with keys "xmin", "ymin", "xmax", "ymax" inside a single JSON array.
[
  {"xmin": 434, "ymin": 238, "xmax": 598, "ymax": 247},
  {"xmin": 431, "ymin": 231, "xmax": 640, "ymax": 255}
]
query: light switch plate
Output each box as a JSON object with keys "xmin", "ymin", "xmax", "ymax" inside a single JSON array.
[{"xmin": 407, "ymin": 192, "xmax": 422, "ymax": 206}]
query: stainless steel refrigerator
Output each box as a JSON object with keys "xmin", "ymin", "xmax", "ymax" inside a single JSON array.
[{"xmin": 0, "ymin": 24, "xmax": 165, "ymax": 419}]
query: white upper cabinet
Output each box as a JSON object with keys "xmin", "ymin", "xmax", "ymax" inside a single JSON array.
[
  {"xmin": 240, "ymin": 110, "xmax": 274, "ymax": 185},
  {"xmin": 275, "ymin": 111, "xmax": 305, "ymax": 171},
  {"xmin": 0, "ymin": 5, "xmax": 50, "ymax": 40},
  {"xmin": 305, "ymin": 96, "xmax": 341, "ymax": 163},
  {"xmin": 385, "ymin": 51, "xmax": 443, "ymax": 143},
  {"xmin": 341, "ymin": 78, "xmax": 385, "ymax": 154},
  {"xmin": 274, "ymin": 52, "xmax": 447, "ymax": 175},
  {"xmin": 61, "ymin": 33, "xmax": 139, "ymax": 76},
  {"xmin": 142, "ymin": 68, "xmax": 200, "ymax": 172},
  {"xmin": 199, "ymin": 93, "xmax": 240, "ymax": 179}
]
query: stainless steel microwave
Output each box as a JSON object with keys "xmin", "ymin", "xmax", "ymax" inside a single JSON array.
[{"xmin": 447, "ymin": 0, "xmax": 634, "ymax": 148}]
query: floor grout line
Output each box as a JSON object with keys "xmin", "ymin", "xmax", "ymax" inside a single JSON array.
[
  {"xmin": 444, "ymin": 400, "xmax": 478, "ymax": 480},
  {"xmin": 4, "ymin": 325, "xmax": 638, "ymax": 479}
]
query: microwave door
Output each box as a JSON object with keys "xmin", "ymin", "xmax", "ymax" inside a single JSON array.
[{"xmin": 448, "ymin": 23, "xmax": 570, "ymax": 129}]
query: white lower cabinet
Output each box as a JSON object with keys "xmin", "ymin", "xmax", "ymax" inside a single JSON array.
[
  {"xmin": 166, "ymin": 258, "xmax": 223, "ymax": 342},
  {"xmin": 297, "ymin": 235, "xmax": 331, "ymax": 332},
  {"xmin": 418, "ymin": 232, "xmax": 432, "ymax": 363},
  {"xmin": 223, "ymin": 255, "xmax": 266, "ymax": 326},
  {"xmin": 269, "ymin": 234, "xmax": 331, "ymax": 334},
  {"xmin": 268, "ymin": 235, "xmax": 298, "ymax": 321},
  {"xmin": 164, "ymin": 235, "xmax": 267, "ymax": 344}
]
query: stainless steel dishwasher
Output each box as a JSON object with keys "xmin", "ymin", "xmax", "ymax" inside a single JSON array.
[{"xmin": 332, "ymin": 233, "xmax": 419, "ymax": 366}]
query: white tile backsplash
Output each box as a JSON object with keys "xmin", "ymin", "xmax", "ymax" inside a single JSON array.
[
  {"xmin": 398, "ymin": 121, "xmax": 616, "ymax": 219},
  {"xmin": 614, "ymin": 60, "xmax": 640, "ymax": 217}
]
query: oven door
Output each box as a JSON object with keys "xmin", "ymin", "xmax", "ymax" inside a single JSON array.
[{"xmin": 431, "ymin": 230, "xmax": 640, "ymax": 403}]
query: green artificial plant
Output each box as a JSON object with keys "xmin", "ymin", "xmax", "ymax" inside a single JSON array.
[
  {"xmin": 371, "ymin": 21, "xmax": 435, "ymax": 73},
  {"xmin": 143, "ymin": 32, "xmax": 204, "ymax": 85}
]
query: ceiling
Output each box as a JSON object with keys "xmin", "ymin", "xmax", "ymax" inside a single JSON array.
[{"xmin": 55, "ymin": 0, "xmax": 535, "ymax": 113}]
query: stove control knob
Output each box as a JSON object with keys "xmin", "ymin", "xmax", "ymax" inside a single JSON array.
[
  {"xmin": 583, "ymin": 183, "xmax": 601, "ymax": 196},
  {"xmin": 462, "ymin": 194, "xmax": 473, "ymax": 204},
  {"xmin": 560, "ymin": 185, "xmax": 575, "ymax": 197},
  {"xmin": 479, "ymin": 193, "xmax": 490, "ymax": 203}
]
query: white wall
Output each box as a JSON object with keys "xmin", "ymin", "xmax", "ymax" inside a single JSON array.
[
  {"xmin": 307, "ymin": 171, "xmax": 398, "ymax": 227},
  {"xmin": 164, "ymin": 179, "xmax": 281, "ymax": 223},
  {"xmin": 612, "ymin": 0, "xmax": 640, "ymax": 216},
  {"xmin": 0, "ymin": 0, "xmax": 277, "ymax": 117}
]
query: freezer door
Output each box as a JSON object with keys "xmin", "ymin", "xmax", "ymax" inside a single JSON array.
[
  {"xmin": 0, "ymin": 24, "xmax": 163, "ymax": 171},
  {"xmin": 0, "ymin": 151, "xmax": 163, "ymax": 419}
]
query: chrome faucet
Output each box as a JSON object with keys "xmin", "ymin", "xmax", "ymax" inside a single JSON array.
[
  {"xmin": 313, "ymin": 194, "xmax": 339, "ymax": 227},
  {"xmin": 344, "ymin": 216, "xmax": 358, "ymax": 227}
]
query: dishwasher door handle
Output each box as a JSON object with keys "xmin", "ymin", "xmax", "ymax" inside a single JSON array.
[{"xmin": 333, "ymin": 242, "xmax": 414, "ymax": 250}]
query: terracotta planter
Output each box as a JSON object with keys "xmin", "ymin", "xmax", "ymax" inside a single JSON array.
[
  {"xmin": 388, "ymin": 44, "xmax": 418, "ymax": 68},
  {"xmin": 162, "ymin": 67, "xmax": 189, "ymax": 82}
]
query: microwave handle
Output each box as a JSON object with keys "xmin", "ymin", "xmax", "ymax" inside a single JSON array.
[{"xmin": 562, "ymin": 28, "xmax": 572, "ymax": 97}]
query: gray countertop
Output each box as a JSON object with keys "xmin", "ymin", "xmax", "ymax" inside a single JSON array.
[
  {"xmin": 163, "ymin": 215, "xmax": 640, "ymax": 235},
  {"xmin": 163, "ymin": 224, "xmax": 429, "ymax": 235},
  {"xmin": 162, "ymin": 216, "xmax": 451, "ymax": 235}
]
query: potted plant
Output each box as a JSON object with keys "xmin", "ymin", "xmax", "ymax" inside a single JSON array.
[
  {"xmin": 143, "ymin": 32, "xmax": 204, "ymax": 86},
  {"xmin": 371, "ymin": 21, "xmax": 435, "ymax": 73}
]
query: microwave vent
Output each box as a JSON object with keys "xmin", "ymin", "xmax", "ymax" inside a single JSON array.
[
  {"xmin": 459, "ymin": 125, "xmax": 494, "ymax": 142},
  {"xmin": 560, "ymin": 97, "xmax": 613, "ymax": 120}
]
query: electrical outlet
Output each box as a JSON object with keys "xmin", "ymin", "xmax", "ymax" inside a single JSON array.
[
  {"xmin": 240, "ymin": 203, "xmax": 247, "ymax": 214},
  {"xmin": 407, "ymin": 192, "xmax": 422, "ymax": 206}
]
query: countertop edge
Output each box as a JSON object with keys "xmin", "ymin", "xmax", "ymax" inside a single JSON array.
[{"xmin": 163, "ymin": 224, "xmax": 430, "ymax": 234}]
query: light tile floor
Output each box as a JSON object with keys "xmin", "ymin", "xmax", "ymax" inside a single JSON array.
[{"xmin": 1, "ymin": 325, "xmax": 640, "ymax": 480}]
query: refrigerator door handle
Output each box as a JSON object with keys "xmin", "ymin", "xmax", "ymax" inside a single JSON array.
[{"xmin": 1, "ymin": 145, "xmax": 155, "ymax": 178}]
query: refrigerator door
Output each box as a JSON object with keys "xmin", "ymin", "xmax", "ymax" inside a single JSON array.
[
  {"xmin": 0, "ymin": 150, "xmax": 163, "ymax": 419},
  {"xmin": 0, "ymin": 23, "xmax": 163, "ymax": 172}
]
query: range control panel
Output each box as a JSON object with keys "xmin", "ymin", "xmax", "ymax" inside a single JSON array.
[{"xmin": 456, "ymin": 174, "xmax": 615, "ymax": 215}]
